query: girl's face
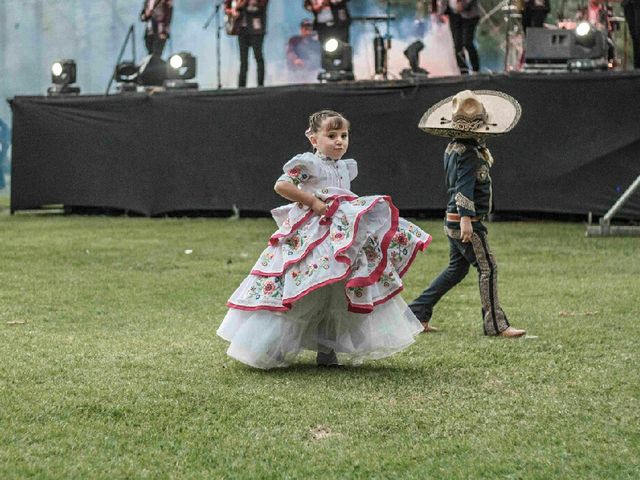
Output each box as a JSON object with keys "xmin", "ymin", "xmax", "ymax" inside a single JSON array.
[{"xmin": 310, "ymin": 119, "xmax": 349, "ymax": 161}]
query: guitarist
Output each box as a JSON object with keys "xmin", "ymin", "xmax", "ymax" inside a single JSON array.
[
  {"xmin": 140, "ymin": 0, "xmax": 174, "ymax": 57},
  {"xmin": 304, "ymin": 0, "xmax": 351, "ymax": 47},
  {"xmin": 225, "ymin": 0, "xmax": 270, "ymax": 87}
]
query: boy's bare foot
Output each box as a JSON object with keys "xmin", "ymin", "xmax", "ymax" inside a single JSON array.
[
  {"xmin": 498, "ymin": 326, "xmax": 526, "ymax": 338},
  {"xmin": 421, "ymin": 321, "xmax": 439, "ymax": 333}
]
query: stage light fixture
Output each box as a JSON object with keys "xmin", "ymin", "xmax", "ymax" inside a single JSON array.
[
  {"xmin": 318, "ymin": 38, "xmax": 354, "ymax": 83},
  {"xmin": 401, "ymin": 40, "xmax": 429, "ymax": 79},
  {"xmin": 48, "ymin": 59, "xmax": 80, "ymax": 95},
  {"xmin": 575, "ymin": 21, "xmax": 591, "ymax": 37},
  {"xmin": 574, "ymin": 22, "xmax": 598, "ymax": 48},
  {"xmin": 324, "ymin": 38, "xmax": 339, "ymax": 54},
  {"xmin": 167, "ymin": 52, "xmax": 196, "ymax": 80},
  {"xmin": 165, "ymin": 52, "xmax": 198, "ymax": 90},
  {"xmin": 51, "ymin": 60, "xmax": 75, "ymax": 85},
  {"xmin": 114, "ymin": 62, "xmax": 139, "ymax": 92}
]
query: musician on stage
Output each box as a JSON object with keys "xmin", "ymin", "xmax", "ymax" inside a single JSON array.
[
  {"xmin": 623, "ymin": 0, "xmax": 640, "ymax": 68},
  {"xmin": 287, "ymin": 19, "xmax": 322, "ymax": 83},
  {"xmin": 435, "ymin": 0, "xmax": 481, "ymax": 74},
  {"xmin": 522, "ymin": 0, "xmax": 550, "ymax": 32},
  {"xmin": 304, "ymin": 0, "xmax": 351, "ymax": 46},
  {"xmin": 225, "ymin": 0, "xmax": 270, "ymax": 88},
  {"xmin": 140, "ymin": 0, "xmax": 174, "ymax": 57}
]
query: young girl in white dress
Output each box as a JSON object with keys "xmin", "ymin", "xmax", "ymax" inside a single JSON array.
[{"xmin": 217, "ymin": 110, "xmax": 432, "ymax": 369}]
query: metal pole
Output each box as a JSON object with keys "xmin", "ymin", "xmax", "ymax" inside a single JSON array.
[
  {"xmin": 602, "ymin": 174, "xmax": 640, "ymax": 223},
  {"xmin": 216, "ymin": 1, "xmax": 222, "ymax": 89},
  {"xmin": 106, "ymin": 24, "xmax": 135, "ymax": 95}
]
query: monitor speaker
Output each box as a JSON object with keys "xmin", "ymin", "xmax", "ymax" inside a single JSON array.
[{"xmin": 524, "ymin": 27, "xmax": 607, "ymax": 63}]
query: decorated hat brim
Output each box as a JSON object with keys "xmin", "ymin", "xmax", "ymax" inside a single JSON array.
[{"xmin": 418, "ymin": 90, "xmax": 522, "ymax": 138}]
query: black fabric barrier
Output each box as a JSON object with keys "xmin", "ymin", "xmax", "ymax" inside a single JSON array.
[{"xmin": 10, "ymin": 72, "xmax": 640, "ymax": 218}]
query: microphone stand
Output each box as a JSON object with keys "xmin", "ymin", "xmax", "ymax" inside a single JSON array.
[
  {"xmin": 204, "ymin": 1, "xmax": 224, "ymax": 89},
  {"xmin": 504, "ymin": 0, "xmax": 512, "ymax": 71}
]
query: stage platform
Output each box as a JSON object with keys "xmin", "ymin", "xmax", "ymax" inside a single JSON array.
[{"xmin": 9, "ymin": 71, "xmax": 640, "ymax": 218}]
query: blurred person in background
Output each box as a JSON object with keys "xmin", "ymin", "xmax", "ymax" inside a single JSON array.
[
  {"xmin": 140, "ymin": 0, "xmax": 174, "ymax": 57},
  {"xmin": 225, "ymin": 0, "xmax": 270, "ymax": 87},
  {"xmin": 304, "ymin": 0, "xmax": 351, "ymax": 46},
  {"xmin": 436, "ymin": 0, "xmax": 481, "ymax": 74},
  {"xmin": 286, "ymin": 19, "xmax": 322, "ymax": 83}
]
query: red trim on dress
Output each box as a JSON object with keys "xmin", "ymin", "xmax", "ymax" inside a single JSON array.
[
  {"xmin": 347, "ymin": 286, "xmax": 406, "ymax": 313},
  {"xmin": 269, "ymin": 209, "xmax": 315, "ymax": 246},
  {"xmin": 226, "ymin": 301, "xmax": 289, "ymax": 312},
  {"xmin": 399, "ymin": 234, "xmax": 432, "ymax": 277},
  {"xmin": 343, "ymin": 196, "xmax": 398, "ymax": 288}
]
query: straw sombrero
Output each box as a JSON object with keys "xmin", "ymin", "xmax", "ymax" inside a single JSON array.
[{"xmin": 418, "ymin": 90, "xmax": 521, "ymax": 138}]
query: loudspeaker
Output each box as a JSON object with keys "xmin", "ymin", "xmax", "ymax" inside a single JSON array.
[{"xmin": 524, "ymin": 27, "xmax": 607, "ymax": 63}]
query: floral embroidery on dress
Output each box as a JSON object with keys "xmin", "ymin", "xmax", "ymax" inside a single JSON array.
[
  {"xmin": 279, "ymin": 165, "xmax": 310, "ymax": 186},
  {"xmin": 362, "ymin": 236, "xmax": 382, "ymax": 268},
  {"xmin": 285, "ymin": 234, "xmax": 303, "ymax": 252},
  {"xmin": 247, "ymin": 276, "xmax": 284, "ymax": 301},
  {"xmin": 260, "ymin": 252, "xmax": 275, "ymax": 266},
  {"xmin": 405, "ymin": 223, "xmax": 423, "ymax": 238},
  {"xmin": 389, "ymin": 230, "xmax": 410, "ymax": 263},
  {"xmin": 378, "ymin": 271, "xmax": 395, "ymax": 288},
  {"xmin": 348, "ymin": 286, "xmax": 364, "ymax": 298}
]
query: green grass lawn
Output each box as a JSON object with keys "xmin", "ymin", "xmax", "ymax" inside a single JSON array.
[{"xmin": 0, "ymin": 209, "xmax": 638, "ymax": 479}]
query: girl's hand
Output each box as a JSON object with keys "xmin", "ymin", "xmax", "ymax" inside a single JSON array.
[{"xmin": 311, "ymin": 198, "xmax": 328, "ymax": 216}]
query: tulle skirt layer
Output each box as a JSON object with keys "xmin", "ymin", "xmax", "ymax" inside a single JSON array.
[{"xmin": 217, "ymin": 282, "xmax": 424, "ymax": 369}]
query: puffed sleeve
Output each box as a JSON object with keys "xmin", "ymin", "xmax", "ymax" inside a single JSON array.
[
  {"xmin": 276, "ymin": 152, "xmax": 318, "ymax": 187},
  {"xmin": 342, "ymin": 158, "xmax": 358, "ymax": 181}
]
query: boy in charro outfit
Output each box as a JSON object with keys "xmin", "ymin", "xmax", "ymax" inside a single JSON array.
[{"xmin": 409, "ymin": 90, "xmax": 527, "ymax": 338}]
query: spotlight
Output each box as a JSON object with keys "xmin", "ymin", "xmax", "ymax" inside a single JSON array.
[
  {"xmin": 48, "ymin": 59, "xmax": 80, "ymax": 95},
  {"xmin": 167, "ymin": 52, "xmax": 196, "ymax": 80},
  {"xmin": 401, "ymin": 40, "xmax": 429, "ymax": 79},
  {"xmin": 324, "ymin": 38, "xmax": 339, "ymax": 54},
  {"xmin": 114, "ymin": 62, "xmax": 139, "ymax": 93},
  {"xmin": 574, "ymin": 22, "xmax": 598, "ymax": 48},
  {"xmin": 575, "ymin": 21, "xmax": 591, "ymax": 37},
  {"xmin": 318, "ymin": 38, "xmax": 354, "ymax": 82},
  {"xmin": 165, "ymin": 52, "xmax": 198, "ymax": 90}
]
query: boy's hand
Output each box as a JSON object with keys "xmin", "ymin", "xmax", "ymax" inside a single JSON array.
[{"xmin": 460, "ymin": 216, "xmax": 473, "ymax": 243}]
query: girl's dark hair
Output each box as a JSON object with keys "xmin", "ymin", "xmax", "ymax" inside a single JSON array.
[{"xmin": 308, "ymin": 110, "xmax": 350, "ymax": 134}]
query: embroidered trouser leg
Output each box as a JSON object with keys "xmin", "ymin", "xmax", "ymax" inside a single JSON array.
[
  {"xmin": 410, "ymin": 229, "xmax": 510, "ymax": 335},
  {"xmin": 468, "ymin": 231, "xmax": 510, "ymax": 335}
]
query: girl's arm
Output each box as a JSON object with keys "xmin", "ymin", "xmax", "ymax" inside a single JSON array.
[{"xmin": 274, "ymin": 181, "xmax": 327, "ymax": 215}]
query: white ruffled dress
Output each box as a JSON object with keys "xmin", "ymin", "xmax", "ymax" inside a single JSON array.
[{"xmin": 217, "ymin": 152, "xmax": 432, "ymax": 369}]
